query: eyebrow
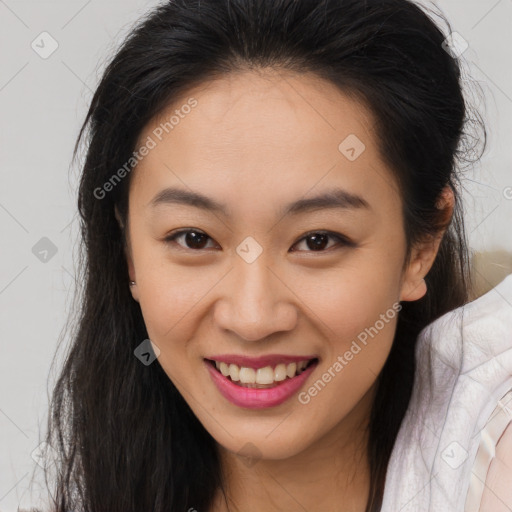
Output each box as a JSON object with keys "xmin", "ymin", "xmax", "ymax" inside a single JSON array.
[{"xmin": 148, "ymin": 186, "xmax": 371, "ymax": 217}]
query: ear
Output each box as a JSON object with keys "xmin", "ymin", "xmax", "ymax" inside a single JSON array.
[
  {"xmin": 115, "ymin": 204, "xmax": 139, "ymax": 303},
  {"xmin": 399, "ymin": 186, "xmax": 454, "ymax": 302}
]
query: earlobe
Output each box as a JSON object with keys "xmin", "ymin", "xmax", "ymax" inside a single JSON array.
[
  {"xmin": 127, "ymin": 258, "xmax": 139, "ymax": 303},
  {"xmin": 126, "ymin": 253, "xmax": 139, "ymax": 302},
  {"xmin": 400, "ymin": 277, "xmax": 427, "ymax": 302},
  {"xmin": 400, "ymin": 185, "xmax": 454, "ymax": 303},
  {"xmin": 399, "ymin": 249, "xmax": 431, "ymax": 302},
  {"xmin": 130, "ymin": 282, "xmax": 140, "ymax": 302},
  {"xmin": 115, "ymin": 204, "xmax": 139, "ymax": 302}
]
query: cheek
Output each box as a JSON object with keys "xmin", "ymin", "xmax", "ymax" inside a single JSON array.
[
  {"xmin": 293, "ymin": 259, "xmax": 402, "ymax": 340},
  {"xmin": 137, "ymin": 264, "xmax": 215, "ymax": 341},
  {"xmin": 135, "ymin": 267, "xmax": 211, "ymax": 385},
  {"xmin": 292, "ymin": 270, "xmax": 400, "ymax": 432},
  {"xmin": 291, "ymin": 261, "xmax": 401, "ymax": 398}
]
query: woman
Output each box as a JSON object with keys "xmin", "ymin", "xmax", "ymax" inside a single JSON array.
[{"xmin": 37, "ymin": 0, "xmax": 512, "ymax": 511}]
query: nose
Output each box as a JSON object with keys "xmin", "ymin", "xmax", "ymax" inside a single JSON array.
[{"xmin": 213, "ymin": 256, "xmax": 298, "ymax": 342}]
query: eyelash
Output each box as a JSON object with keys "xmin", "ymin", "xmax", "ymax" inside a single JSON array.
[{"xmin": 163, "ymin": 229, "xmax": 355, "ymax": 253}]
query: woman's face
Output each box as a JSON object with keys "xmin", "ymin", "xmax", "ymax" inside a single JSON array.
[{"xmin": 122, "ymin": 69, "xmax": 430, "ymax": 460}]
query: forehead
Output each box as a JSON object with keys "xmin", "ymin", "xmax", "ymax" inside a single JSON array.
[{"xmin": 131, "ymin": 69, "xmax": 400, "ymax": 215}]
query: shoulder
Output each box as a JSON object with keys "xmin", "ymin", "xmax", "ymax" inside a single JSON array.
[{"xmin": 416, "ymin": 274, "xmax": 512, "ymax": 370}]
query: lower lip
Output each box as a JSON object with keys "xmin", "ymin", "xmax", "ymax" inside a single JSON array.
[{"xmin": 204, "ymin": 359, "xmax": 318, "ymax": 409}]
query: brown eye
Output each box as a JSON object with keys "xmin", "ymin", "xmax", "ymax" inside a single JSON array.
[
  {"xmin": 290, "ymin": 231, "xmax": 354, "ymax": 252},
  {"xmin": 165, "ymin": 229, "xmax": 217, "ymax": 250}
]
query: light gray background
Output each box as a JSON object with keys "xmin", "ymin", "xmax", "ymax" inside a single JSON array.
[{"xmin": 1, "ymin": 0, "xmax": 511, "ymax": 510}]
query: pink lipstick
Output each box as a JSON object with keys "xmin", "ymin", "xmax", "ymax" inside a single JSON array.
[{"xmin": 204, "ymin": 357, "xmax": 319, "ymax": 409}]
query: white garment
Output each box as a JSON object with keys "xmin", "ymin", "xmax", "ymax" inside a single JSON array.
[{"xmin": 381, "ymin": 273, "xmax": 512, "ymax": 512}]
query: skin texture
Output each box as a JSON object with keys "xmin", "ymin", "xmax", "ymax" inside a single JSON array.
[
  {"xmin": 117, "ymin": 69, "xmax": 450, "ymax": 512},
  {"xmin": 479, "ymin": 420, "xmax": 512, "ymax": 511}
]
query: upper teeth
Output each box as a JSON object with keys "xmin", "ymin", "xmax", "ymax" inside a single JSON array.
[{"xmin": 214, "ymin": 360, "xmax": 311, "ymax": 385}]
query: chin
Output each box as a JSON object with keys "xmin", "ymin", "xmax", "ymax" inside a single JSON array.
[{"xmin": 213, "ymin": 427, "xmax": 314, "ymax": 462}]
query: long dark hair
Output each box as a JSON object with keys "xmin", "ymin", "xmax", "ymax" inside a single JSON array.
[{"xmin": 36, "ymin": 1, "xmax": 486, "ymax": 511}]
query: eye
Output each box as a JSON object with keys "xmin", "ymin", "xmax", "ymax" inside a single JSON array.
[
  {"xmin": 164, "ymin": 229, "xmax": 218, "ymax": 251},
  {"xmin": 164, "ymin": 229, "xmax": 354, "ymax": 253},
  {"xmin": 290, "ymin": 230, "xmax": 354, "ymax": 253}
]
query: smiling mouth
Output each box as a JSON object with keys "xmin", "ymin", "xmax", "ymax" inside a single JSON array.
[{"xmin": 205, "ymin": 358, "xmax": 319, "ymax": 389}]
